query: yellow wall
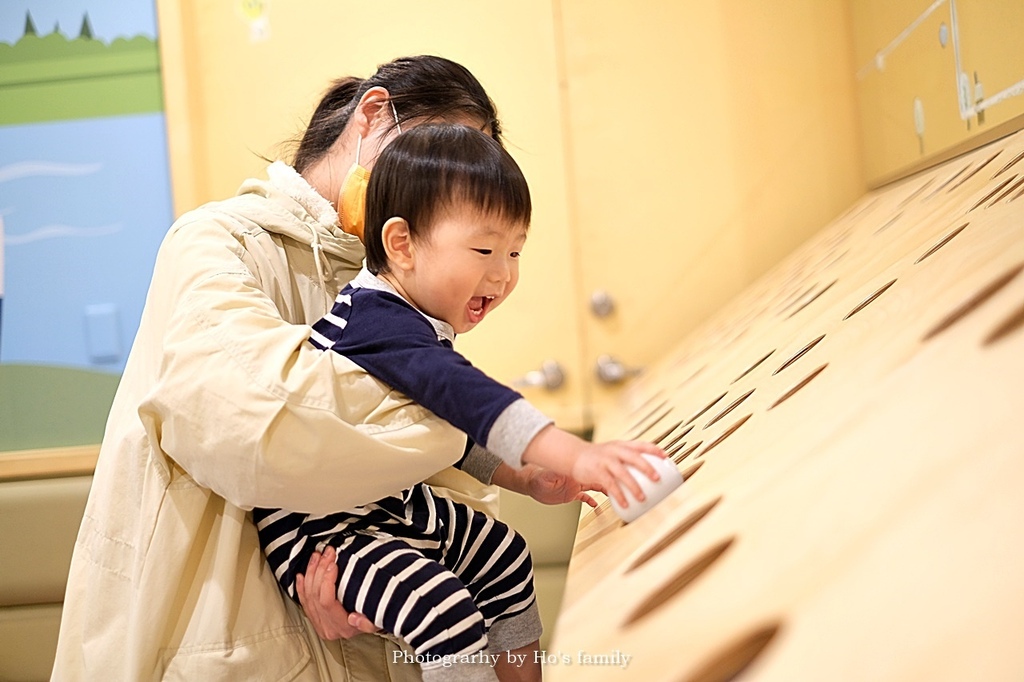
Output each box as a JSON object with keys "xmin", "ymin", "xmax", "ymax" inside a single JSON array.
[
  {"xmin": 157, "ymin": 0, "xmax": 866, "ymax": 426},
  {"xmin": 851, "ymin": 0, "xmax": 1024, "ymax": 185}
]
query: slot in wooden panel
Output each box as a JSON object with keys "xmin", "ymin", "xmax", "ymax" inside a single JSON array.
[
  {"xmin": 705, "ymin": 390, "xmax": 756, "ymax": 429},
  {"xmin": 732, "ymin": 351, "xmax": 775, "ymax": 384},
  {"xmin": 923, "ymin": 263, "xmax": 1024, "ymax": 341},
  {"xmin": 673, "ymin": 441, "xmax": 703, "ymax": 464},
  {"xmin": 915, "ymin": 224, "xmax": 969, "ymax": 264},
  {"xmin": 698, "ymin": 414, "xmax": 753, "ymax": 458},
  {"xmin": 844, "ymin": 280, "xmax": 897, "ymax": 320},
  {"xmin": 623, "ymin": 539, "xmax": 734, "ymax": 627},
  {"xmin": 627, "ymin": 497, "xmax": 723, "ymax": 573},
  {"xmin": 983, "ymin": 300, "xmax": 1024, "ymax": 346},
  {"xmin": 769, "ymin": 365, "xmax": 829, "ymax": 411},
  {"xmin": 774, "ymin": 335, "xmax": 826, "ymax": 375},
  {"xmin": 681, "ymin": 623, "xmax": 781, "ymax": 682}
]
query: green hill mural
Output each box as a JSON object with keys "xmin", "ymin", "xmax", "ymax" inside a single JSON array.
[
  {"xmin": 0, "ymin": 11, "xmax": 162, "ymax": 125},
  {"xmin": 0, "ymin": 364, "xmax": 120, "ymax": 450}
]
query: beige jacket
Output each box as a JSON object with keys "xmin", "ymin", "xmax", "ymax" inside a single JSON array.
[{"xmin": 52, "ymin": 163, "xmax": 497, "ymax": 681}]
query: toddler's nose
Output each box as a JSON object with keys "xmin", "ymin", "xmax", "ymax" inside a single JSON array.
[{"xmin": 489, "ymin": 260, "xmax": 512, "ymax": 283}]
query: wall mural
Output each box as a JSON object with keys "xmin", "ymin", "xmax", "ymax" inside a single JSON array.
[{"xmin": 0, "ymin": 0, "xmax": 172, "ymax": 450}]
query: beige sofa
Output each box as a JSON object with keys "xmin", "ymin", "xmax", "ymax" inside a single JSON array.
[{"xmin": 0, "ymin": 449, "xmax": 94, "ymax": 682}]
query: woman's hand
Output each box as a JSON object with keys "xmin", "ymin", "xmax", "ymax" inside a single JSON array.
[{"xmin": 295, "ymin": 547, "xmax": 379, "ymax": 640}]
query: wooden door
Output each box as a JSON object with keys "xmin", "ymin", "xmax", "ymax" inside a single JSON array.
[{"xmin": 553, "ymin": 0, "xmax": 865, "ymax": 422}]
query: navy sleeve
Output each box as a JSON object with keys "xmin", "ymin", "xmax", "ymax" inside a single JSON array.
[{"xmin": 313, "ymin": 288, "xmax": 523, "ymax": 450}]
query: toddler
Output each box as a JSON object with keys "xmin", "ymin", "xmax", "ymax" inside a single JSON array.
[{"xmin": 256, "ymin": 123, "xmax": 664, "ymax": 681}]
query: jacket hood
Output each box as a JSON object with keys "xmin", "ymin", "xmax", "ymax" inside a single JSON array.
[{"xmin": 233, "ymin": 161, "xmax": 365, "ymax": 272}]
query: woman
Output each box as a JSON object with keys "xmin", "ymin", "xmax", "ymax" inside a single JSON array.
[{"xmin": 52, "ymin": 55, "xmax": 506, "ymax": 681}]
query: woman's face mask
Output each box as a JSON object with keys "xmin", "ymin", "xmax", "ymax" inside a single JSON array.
[
  {"xmin": 338, "ymin": 147, "xmax": 371, "ymax": 241},
  {"xmin": 338, "ymin": 101, "xmax": 402, "ymax": 241}
]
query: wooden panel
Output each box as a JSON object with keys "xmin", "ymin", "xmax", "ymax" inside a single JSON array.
[{"xmin": 551, "ymin": 129, "xmax": 1024, "ymax": 680}]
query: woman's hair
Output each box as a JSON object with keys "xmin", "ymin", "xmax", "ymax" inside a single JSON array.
[
  {"xmin": 292, "ymin": 55, "xmax": 501, "ymax": 173},
  {"xmin": 364, "ymin": 123, "xmax": 531, "ymax": 275}
]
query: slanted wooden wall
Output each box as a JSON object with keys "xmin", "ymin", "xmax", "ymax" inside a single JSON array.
[{"xmin": 551, "ymin": 128, "xmax": 1024, "ymax": 682}]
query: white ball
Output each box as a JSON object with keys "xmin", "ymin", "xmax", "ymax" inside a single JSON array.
[{"xmin": 610, "ymin": 454, "xmax": 684, "ymax": 523}]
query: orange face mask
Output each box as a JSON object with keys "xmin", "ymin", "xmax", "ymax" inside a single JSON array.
[
  {"xmin": 338, "ymin": 136, "xmax": 370, "ymax": 241},
  {"xmin": 337, "ymin": 101, "xmax": 402, "ymax": 242}
]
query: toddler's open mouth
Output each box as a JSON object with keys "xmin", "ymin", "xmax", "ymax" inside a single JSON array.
[{"xmin": 467, "ymin": 295, "xmax": 496, "ymax": 323}]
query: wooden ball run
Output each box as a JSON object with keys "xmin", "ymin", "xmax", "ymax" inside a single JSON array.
[{"xmin": 549, "ymin": 129, "xmax": 1024, "ymax": 681}]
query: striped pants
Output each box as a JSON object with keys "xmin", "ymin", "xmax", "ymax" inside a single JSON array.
[{"xmin": 315, "ymin": 485, "xmax": 541, "ymax": 675}]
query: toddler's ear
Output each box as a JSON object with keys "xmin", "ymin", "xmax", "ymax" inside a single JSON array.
[{"xmin": 381, "ymin": 217, "xmax": 414, "ymax": 271}]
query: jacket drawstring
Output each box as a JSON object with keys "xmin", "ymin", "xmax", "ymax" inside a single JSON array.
[{"xmin": 307, "ymin": 224, "xmax": 334, "ymax": 311}]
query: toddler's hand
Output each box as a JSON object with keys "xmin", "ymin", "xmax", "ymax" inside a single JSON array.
[{"xmin": 571, "ymin": 440, "xmax": 667, "ymax": 509}]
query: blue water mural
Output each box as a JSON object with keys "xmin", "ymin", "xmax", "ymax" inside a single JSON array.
[{"xmin": 0, "ymin": 113, "xmax": 172, "ymax": 372}]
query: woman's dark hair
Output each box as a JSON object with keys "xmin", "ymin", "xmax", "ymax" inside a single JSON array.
[
  {"xmin": 293, "ymin": 55, "xmax": 501, "ymax": 173},
  {"xmin": 364, "ymin": 123, "xmax": 531, "ymax": 275}
]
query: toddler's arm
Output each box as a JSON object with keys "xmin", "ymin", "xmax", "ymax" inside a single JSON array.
[
  {"xmin": 317, "ymin": 284, "xmax": 666, "ymax": 507},
  {"xmin": 522, "ymin": 425, "xmax": 665, "ymax": 508}
]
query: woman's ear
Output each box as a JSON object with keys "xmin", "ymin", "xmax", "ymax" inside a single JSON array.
[
  {"xmin": 351, "ymin": 86, "xmax": 392, "ymax": 139},
  {"xmin": 381, "ymin": 217, "xmax": 415, "ymax": 271}
]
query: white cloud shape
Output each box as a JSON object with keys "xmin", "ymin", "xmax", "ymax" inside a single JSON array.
[
  {"xmin": 0, "ymin": 161, "xmax": 103, "ymax": 184},
  {"xmin": 5, "ymin": 223, "xmax": 122, "ymax": 245}
]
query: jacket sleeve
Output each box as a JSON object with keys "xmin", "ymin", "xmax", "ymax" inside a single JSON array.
[
  {"xmin": 136, "ymin": 215, "xmax": 466, "ymax": 515},
  {"xmin": 458, "ymin": 443, "xmax": 503, "ymax": 484}
]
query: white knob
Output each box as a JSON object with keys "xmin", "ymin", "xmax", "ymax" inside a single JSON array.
[
  {"xmin": 590, "ymin": 290, "xmax": 616, "ymax": 318},
  {"xmin": 595, "ymin": 354, "xmax": 642, "ymax": 384},
  {"xmin": 512, "ymin": 360, "xmax": 565, "ymax": 392}
]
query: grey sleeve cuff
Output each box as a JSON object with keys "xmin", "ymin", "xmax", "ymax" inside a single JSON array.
[
  {"xmin": 484, "ymin": 398, "xmax": 554, "ymax": 469},
  {"xmin": 460, "ymin": 444, "xmax": 503, "ymax": 484}
]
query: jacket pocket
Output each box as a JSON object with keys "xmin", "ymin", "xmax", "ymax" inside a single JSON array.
[{"xmin": 160, "ymin": 625, "xmax": 311, "ymax": 682}]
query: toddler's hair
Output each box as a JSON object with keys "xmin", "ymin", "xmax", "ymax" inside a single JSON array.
[{"xmin": 364, "ymin": 123, "xmax": 531, "ymax": 275}]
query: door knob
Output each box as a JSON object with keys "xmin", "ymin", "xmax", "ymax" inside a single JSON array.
[
  {"xmin": 590, "ymin": 290, "xmax": 616, "ymax": 318},
  {"xmin": 595, "ymin": 354, "xmax": 642, "ymax": 384},
  {"xmin": 512, "ymin": 360, "xmax": 566, "ymax": 391}
]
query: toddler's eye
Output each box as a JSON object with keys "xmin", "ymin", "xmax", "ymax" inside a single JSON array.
[
  {"xmin": 473, "ymin": 248, "xmax": 493, "ymax": 255},
  {"xmin": 510, "ymin": 252, "xmax": 521, "ymax": 258}
]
